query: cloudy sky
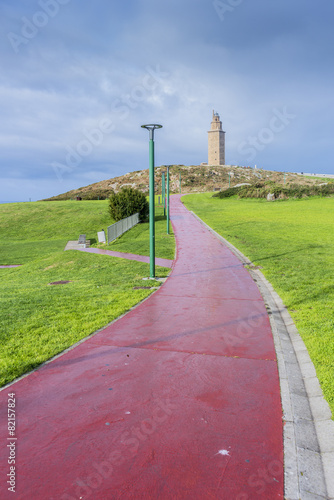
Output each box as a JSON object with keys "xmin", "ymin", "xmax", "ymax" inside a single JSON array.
[{"xmin": 0, "ymin": 0, "xmax": 333, "ymax": 201}]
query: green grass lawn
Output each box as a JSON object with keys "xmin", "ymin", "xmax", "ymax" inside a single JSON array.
[
  {"xmin": 0, "ymin": 200, "xmax": 111, "ymax": 265},
  {"xmin": 0, "ymin": 200, "xmax": 174, "ymax": 386},
  {"xmin": 104, "ymin": 214, "xmax": 174, "ymax": 259},
  {"xmin": 183, "ymin": 193, "xmax": 334, "ymax": 415},
  {"xmin": 95, "ymin": 197, "xmax": 174, "ymax": 260}
]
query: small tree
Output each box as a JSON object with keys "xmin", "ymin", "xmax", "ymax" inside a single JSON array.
[{"xmin": 108, "ymin": 187, "xmax": 149, "ymax": 222}]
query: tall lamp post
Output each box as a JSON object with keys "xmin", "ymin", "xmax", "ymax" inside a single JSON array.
[
  {"xmin": 141, "ymin": 124, "xmax": 163, "ymax": 279},
  {"xmin": 166, "ymin": 166, "xmax": 170, "ymax": 235}
]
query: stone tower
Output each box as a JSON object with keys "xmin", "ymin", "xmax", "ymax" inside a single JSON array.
[{"xmin": 208, "ymin": 110, "xmax": 225, "ymax": 165}]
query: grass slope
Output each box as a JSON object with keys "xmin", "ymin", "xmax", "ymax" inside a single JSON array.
[
  {"xmin": 0, "ymin": 201, "xmax": 174, "ymax": 386},
  {"xmin": 0, "ymin": 200, "xmax": 111, "ymax": 265},
  {"xmin": 104, "ymin": 214, "xmax": 174, "ymax": 259},
  {"xmin": 183, "ymin": 193, "xmax": 334, "ymax": 415}
]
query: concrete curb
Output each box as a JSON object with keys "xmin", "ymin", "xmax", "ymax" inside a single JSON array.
[
  {"xmin": 190, "ymin": 211, "xmax": 334, "ymax": 500},
  {"xmin": 64, "ymin": 240, "xmax": 90, "ymax": 250}
]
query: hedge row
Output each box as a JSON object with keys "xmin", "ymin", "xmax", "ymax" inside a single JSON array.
[{"xmin": 213, "ymin": 183, "xmax": 334, "ymax": 200}]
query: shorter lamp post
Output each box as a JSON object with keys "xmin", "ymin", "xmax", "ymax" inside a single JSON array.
[
  {"xmin": 162, "ymin": 172, "xmax": 166, "ymax": 216},
  {"xmin": 141, "ymin": 124, "xmax": 163, "ymax": 279}
]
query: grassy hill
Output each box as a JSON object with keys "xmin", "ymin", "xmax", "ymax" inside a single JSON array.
[
  {"xmin": 42, "ymin": 164, "xmax": 330, "ymax": 201},
  {"xmin": 0, "ymin": 200, "xmax": 111, "ymax": 265}
]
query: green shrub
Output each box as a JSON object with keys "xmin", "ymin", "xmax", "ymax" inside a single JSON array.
[
  {"xmin": 108, "ymin": 187, "xmax": 149, "ymax": 222},
  {"xmin": 213, "ymin": 187, "xmax": 240, "ymax": 198}
]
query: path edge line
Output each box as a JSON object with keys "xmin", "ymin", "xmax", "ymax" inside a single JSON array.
[{"xmin": 189, "ymin": 209, "xmax": 334, "ymax": 500}]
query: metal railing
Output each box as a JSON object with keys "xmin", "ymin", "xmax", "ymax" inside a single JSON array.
[{"xmin": 107, "ymin": 213, "xmax": 139, "ymax": 244}]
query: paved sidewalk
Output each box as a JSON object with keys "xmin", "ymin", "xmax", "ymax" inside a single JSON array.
[
  {"xmin": 75, "ymin": 247, "xmax": 174, "ymax": 269},
  {"xmin": 0, "ymin": 194, "xmax": 283, "ymax": 499},
  {"xmin": 0, "ymin": 265, "xmax": 21, "ymax": 268}
]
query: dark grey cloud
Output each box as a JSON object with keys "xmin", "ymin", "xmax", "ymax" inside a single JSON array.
[{"xmin": 0, "ymin": 0, "xmax": 333, "ymax": 200}]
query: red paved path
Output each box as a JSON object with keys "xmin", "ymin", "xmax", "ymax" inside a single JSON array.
[
  {"xmin": 76, "ymin": 247, "xmax": 173, "ymax": 268},
  {"xmin": 0, "ymin": 195, "xmax": 283, "ymax": 499}
]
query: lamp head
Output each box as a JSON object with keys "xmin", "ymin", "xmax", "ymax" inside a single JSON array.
[{"xmin": 141, "ymin": 124, "xmax": 163, "ymax": 140}]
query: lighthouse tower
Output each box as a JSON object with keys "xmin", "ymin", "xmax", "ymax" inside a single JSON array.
[{"xmin": 208, "ymin": 110, "xmax": 225, "ymax": 165}]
